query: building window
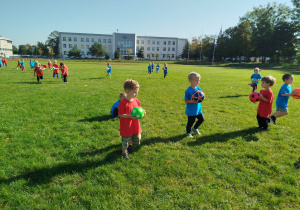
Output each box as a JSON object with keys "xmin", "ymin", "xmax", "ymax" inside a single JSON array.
[
  {"xmin": 86, "ymin": 38, "xmax": 89, "ymax": 42},
  {"xmin": 157, "ymin": 47, "xmax": 159, "ymax": 51},
  {"xmin": 168, "ymin": 47, "xmax": 170, "ymax": 51},
  {"xmin": 74, "ymin": 44, "xmax": 77, "ymax": 48},
  {"xmin": 86, "ymin": 45, "xmax": 89, "ymax": 49},
  {"xmin": 69, "ymin": 44, "xmax": 72, "ymax": 48},
  {"xmin": 104, "ymin": 45, "xmax": 107, "ymax": 49},
  {"xmin": 63, "ymin": 37, "xmax": 66, "ymax": 41},
  {"xmin": 163, "ymin": 54, "xmax": 166, "ymax": 58},
  {"xmin": 163, "ymin": 41, "xmax": 166, "ymax": 45},
  {"xmin": 140, "ymin": 47, "xmax": 144, "ymax": 50},
  {"xmin": 136, "ymin": 46, "xmax": 139, "ymax": 51},
  {"xmin": 163, "ymin": 47, "xmax": 166, "ymax": 51},
  {"xmin": 81, "ymin": 38, "xmax": 84, "ymax": 42},
  {"xmin": 152, "ymin": 54, "xmax": 155, "ymax": 58},
  {"xmin": 152, "ymin": 40, "xmax": 155, "ymax": 44},
  {"xmin": 91, "ymin": 38, "xmax": 94, "ymax": 42},
  {"xmin": 172, "ymin": 47, "xmax": 175, "ymax": 51},
  {"xmin": 147, "ymin": 40, "xmax": 150, "ymax": 44},
  {"xmin": 137, "ymin": 40, "xmax": 139, "ymax": 44},
  {"xmin": 81, "ymin": 51, "xmax": 85, "ymax": 55},
  {"xmin": 81, "ymin": 45, "xmax": 84, "ymax": 49},
  {"xmin": 168, "ymin": 41, "xmax": 171, "ymax": 45},
  {"xmin": 68, "ymin": 37, "xmax": 72, "ymax": 41},
  {"xmin": 172, "ymin": 41, "xmax": 175, "ymax": 45},
  {"xmin": 64, "ymin": 51, "xmax": 67, "ymax": 55},
  {"xmin": 103, "ymin": 39, "xmax": 107, "ymax": 43},
  {"xmin": 172, "ymin": 54, "xmax": 175, "ymax": 58},
  {"xmin": 157, "ymin": 41, "xmax": 160, "ymax": 45},
  {"xmin": 141, "ymin": 40, "xmax": 144, "ymax": 44},
  {"xmin": 98, "ymin": 39, "xmax": 101, "ymax": 43},
  {"xmin": 108, "ymin": 39, "xmax": 111, "ymax": 43},
  {"xmin": 152, "ymin": 47, "xmax": 155, "ymax": 51},
  {"xmin": 74, "ymin": 37, "xmax": 77, "ymax": 42},
  {"xmin": 147, "ymin": 47, "xmax": 150, "ymax": 51},
  {"xmin": 63, "ymin": 44, "xmax": 66, "ymax": 48}
]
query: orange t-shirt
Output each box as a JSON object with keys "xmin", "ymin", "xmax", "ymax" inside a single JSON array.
[
  {"xmin": 257, "ymin": 89, "xmax": 273, "ymax": 118},
  {"xmin": 48, "ymin": 62, "xmax": 52, "ymax": 68},
  {"xmin": 34, "ymin": 67, "xmax": 44, "ymax": 76},
  {"xmin": 53, "ymin": 64, "xmax": 59, "ymax": 73},
  {"xmin": 118, "ymin": 98, "xmax": 142, "ymax": 137},
  {"xmin": 60, "ymin": 66, "xmax": 69, "ymax": 75}
]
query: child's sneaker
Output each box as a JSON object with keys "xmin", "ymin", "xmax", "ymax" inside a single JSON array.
[
  {"xmin": 127, "ymin": 145, "xmax": 133, "ymax": 154},
  {"xmin": 122, "ymin": 152, "xmax": 130, "ymax": 160},
  {"xmin": 192, "ymin": 128, "xmax": 201, "ymax": 135},
  {"xmin": 186, "ymin": 133, "xmax": 193, "ymax": 138},
  {"xmin": 270, "ymin": 116, "xmax": 276, "ymax": 125}
]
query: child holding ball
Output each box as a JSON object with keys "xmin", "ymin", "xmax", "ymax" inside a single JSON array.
[
  {"xmin": 148, "ymin": 63, "xmax": 152, "ymax": 74},
  {"xmin": 34, "ymin": 61, "xmax": 45, "ymax": 83},
  {"xmin": 249, "ymin": 67, "xmax": 262, "ymax": 92},
  {"xmin": 110, "ymin": 92, "xmax": 126, "ymax": 118},
  {"xmin": 270, "ymin": 74, "xmax": 298, "ymax": 125},
  {"xmin": 156, "ymin": 63, "xmax": 160, "ymax": 73},
  {"xmin": 184, "ymin": 72, "xmax": 204, "ymax": 137},
  {"xmin": 118, "ymin": 79, "xmax": 145, "ymax": 160},
  {"xmin": 106, "ymin": 63, "xmax": 112, "ymax": 79},
  {"xmin": 256, "ymin": 76, "xmax": 276, "ymax": 132},
  {"xmin": 163, "ymin": 63, "xmax": 168, "ymax": 78},
  {"xmin": 52, "ymin": 60, "xmax": 59, "ymax": 78},
  {"xmin": 60, "ymin": 62, "xmax": 69, "ymax": 83}
]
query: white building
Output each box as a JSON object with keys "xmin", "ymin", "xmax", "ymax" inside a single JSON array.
[
  {"xmin": 59, "ymin": 32, "xmax": 187, "ymax": 60},
  {"xmin": 0, "ymin": 36, "xmax": 13, "ymax": 58}
]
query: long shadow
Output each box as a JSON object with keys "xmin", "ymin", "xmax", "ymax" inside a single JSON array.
[
  {"xmin": 77, "ymin": 114, "xmax": 112, "ymax": 122},
  {"xmin": 219, "ymin": 94, "xmax": 248, "ymax": 99},
  {"xmin": 81, "ymin": 77, "xmax": 105, "ymax": 80},
  {"xmin": 188, "ymin": 127, "xmax": 260, "ymax": 147}
]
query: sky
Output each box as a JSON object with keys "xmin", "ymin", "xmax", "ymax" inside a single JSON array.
[{"xmin": 1, "ymin": 0, "xmax": 294, "ymax": 47}]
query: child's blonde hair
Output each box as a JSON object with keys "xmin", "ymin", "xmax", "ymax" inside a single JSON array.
[
  {"xmin": 188, "ymin": 72, "xmax": 201, "ymax": 80},
  {"xmin": 54, "ymin": 60, "xmax": 57, "ymax": 64},
  {"xmin": 164, "ymin": 63, "xmax": 167, "ymax": 66},
  {"xmin": 254, "ymin": 67, "xmax": 261, "ymax": 72},
  {"xmin": 123, "ymin": 79, "xmax": 140, "ymax": 91},
  {"xmin": 261, "ymin": 76, "xmax": 276, "ymax": 86}
]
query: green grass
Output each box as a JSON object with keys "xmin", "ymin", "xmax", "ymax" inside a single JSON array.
[{"xmin": 0, "ymin": 59, "xmax": 299, "ymax": 209}]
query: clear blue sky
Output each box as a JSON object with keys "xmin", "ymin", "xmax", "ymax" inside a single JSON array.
[{"xmin": 2, "ymin": 0, "xmax": 294, "ymax": 47}]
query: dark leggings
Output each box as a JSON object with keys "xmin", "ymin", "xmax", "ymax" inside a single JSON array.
[
  {"xmin": 164, "ymin": 73, "xmax": 167, "ymax": 78},
  {"xmin": 257, "ymin": 114, "xmax": 269, "ymax": 130},
  {"xmin": 251, "ymin": 84, "xmax": 257, "ymax": 92},
  {"xmin": 63, "ymin": 75, "xmax": 67, "ymax": 83},
  {"xmin": 37, "ymin": 76, "xmax": 43, "ymax": 83},
  {"xmin": 112, "ymin": 108, "xmax": 118, "ymax": 118},
  {"xmin": 186, "ymin": 113, "xmax": 205, "ymax": 133}
]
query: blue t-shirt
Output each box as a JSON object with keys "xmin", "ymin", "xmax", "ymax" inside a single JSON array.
[
  {"xmin": 0, "ymin": 60, "xmax": 2, "ymax": 65},
  {"xmin": 107, "ymin": 66, "xmax": 112, "ymax": 73},
  {"xmin": 251, "ymin": 73, "xmax": 261, "ymax": 85},
  {"xmin": 185, "ymin": 86, "xmax": 202, "ymax": 116},
  {"xmin": 21, "ymin": 61, "xmax": 25, "ymax": 67},
  {"xmin": 156, "ymin": 65, "xmax": 160, "ymax": 71},
  {"xmin": 30, "ymin": 61, "xmax": 35, "ymax": 68},
  {"xmin": 276, "ymin": 83, "xmax": 291, "ymax": 108},
  {"xmin": 151, "ymin": 64, "xmax": 154, "ymax": 69},
  {"xmin": 110, "ymin": 100, "xmax": 121, "ymax": 116},
  {"xmin": 148, "ymin": 65, "xmax": 151, "ymax": 72},
  {"xmin": 164, "ymin": 67, "xmax": 168, "ymax": 74}
]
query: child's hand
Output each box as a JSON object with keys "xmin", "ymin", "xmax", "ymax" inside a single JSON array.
[
  {"xmin": 292, "ymin": 92, "xmax": 298, "ymax": 96},
  {"xmin": 130, "ymin": 115, "xmax": 138, "ymax": 120},
  {"xmin": 143, "ymin": 109, "xmax": 146, "ymax": 116},
  {"xmin": 190, "ymin": 100, "xmax": 198, "ymax": 104}
]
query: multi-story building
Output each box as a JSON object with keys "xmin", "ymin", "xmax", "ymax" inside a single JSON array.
[
  {"xmin": 0, "ymin": 36, "xmax": 13, "ymax": 58},
  {"xmin": 59, "ymin": 32, "xmax": 187, "ymax": 60}
]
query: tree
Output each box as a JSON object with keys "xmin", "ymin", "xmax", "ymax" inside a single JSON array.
[
  {"xmin": 46, "ymin": 31, "xmax": 60, "ymax": 57},
  {"xmin": 37, "ymin": 42, "xmax": 48, "ymax": 56},
  {"xmin": 166, "ymin": 53, "xmax": 170, "ymax": 60},
  {"xmin": 87, "ymin": 42, "xmax": 105, "ymax": 58},
  {"xmin": 18, "ymin": 45, "xmax": 26, "ymax": 55},
  {"xmin": 147, "ymin": 53, "xmax": 151, "ymax": 60},
  {"xmin": 155, "ymin": 53, "xmax": 159, "ymax": 60},
  {"xmin": 114, "ymin": 50, "xmax": 120, "ymax": 60},
  {"xmin": 12, "ymin": 45, "xmax": 18, "ymax": 54},
  {"xmin": 105, "ymin": 54, "xmax": 110, "ymax": 60},
  {"xmin": 68, "ymin": 46, "xmax": 81, "ymax": 58},
  {"xmin": 48, "ymin": 48, "xmax": 55, "ymax": 58},
  {"xmin": 126, "ymin": 48, "xmax": 133, "ymax": 60},
  {"xmin": 137, "ymin": 47, "xmax": 144, "ymax": 59},
  {"xmin": 181, "ymin": 41, "xmax": 190, "ymax": 59}
]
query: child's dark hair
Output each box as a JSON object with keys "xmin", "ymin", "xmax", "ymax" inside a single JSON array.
[
  {"xmin": 123, "ymin": 79, "xmax": 140, "ymax": 91},
  {"xmin": 282, "ymin": 74, "xmax": 292, "ymax": 81},
  {"xmin": 60, "ymin": 61, "xmax": 64, "ymax": 66},
  {"xmin": 261, "ymin": 76, "xmax": 276, "ymax": 86}
]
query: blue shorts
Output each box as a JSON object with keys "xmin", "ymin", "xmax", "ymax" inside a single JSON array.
[
  {"xmin": 276, "ymin": 107, "xmax": 288, "ymax": 112},
  {"xmin": 107, "ymin": 70, "xmax": 111, "ymax": 74}
]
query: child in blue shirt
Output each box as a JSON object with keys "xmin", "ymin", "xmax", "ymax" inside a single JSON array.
[
  {"xmin": 148, "ymin": 63, "xmax": 152, "ymax": 74},
  {"xmin": 110, "ymin": 92, "xmax": 126, "ymax": 118},
  {"xmin": 270, "ymin": 74, "xmax": 297, "ymax": 125},
  {"xmin": 249, "ymin": 67, "xmax": 262, "ymax": 92},
  {"xmin": 151, "ymin": 62, "xmax": 154, "ymax": 72},
  {"xmin": 163, "ymin": 63, "xmax": 168, "ymax": 78},
  {"xmin": 0, "ymin": 59, "xmax": 2, "ymax": 69},
  {"xmin": 106, "ymin": 63, "xmax": 112, "ymax": 79},
  {"xmin": 156, "ymin": 63, "xmax": 160, "ymax": 73},
  {"xmin": 184, "ymin": 72, "xmax": 204, "ymax": 137}
]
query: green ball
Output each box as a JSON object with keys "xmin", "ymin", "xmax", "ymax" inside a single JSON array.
[{"xmin": 131, "ymin": 107, "xmax": 144, "ymax": 119}]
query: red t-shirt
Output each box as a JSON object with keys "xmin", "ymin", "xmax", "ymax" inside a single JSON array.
[
  {"xmin": 34, "ymin": 67, "xmax": 44, "ymax": 76},
  {"xmin": 257, "ymin": 89, "xmax": 273, "ymax": 118},
  {"xmin": 60, "ymin": 66, "xmax": 68, "ymax": 75},
  {"xmin": 48, "ymin": 62, "xmax": 52, "ymax": 68},
  {"xmin": 118, "ymin": 98, "xmax": 142, "ymax": 137},
  {"xmin": 53, "ymin": 64, "xmax": 59, "ymax": 73}
]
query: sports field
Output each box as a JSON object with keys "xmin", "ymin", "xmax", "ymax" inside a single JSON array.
[{"xmin": 0, "ymin": 60, "xmax": 299, "ymax": 209}]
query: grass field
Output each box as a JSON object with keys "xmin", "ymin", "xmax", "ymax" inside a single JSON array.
[{"xmin": 0, "ymin": 59, "xmax": 299, "ymax": 209}]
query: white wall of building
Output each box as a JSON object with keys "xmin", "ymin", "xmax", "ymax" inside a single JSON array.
[{"xmin": 0, "ymin": 37, "xmax": 13, "ymax": 58}]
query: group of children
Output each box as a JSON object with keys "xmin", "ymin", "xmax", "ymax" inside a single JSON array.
[
  {"xmin": 148, "ymin": 62, "xmax": 168, "ymax": 78},
  {"xmin": 0, "ymin": 58, "xmax": 8, "ymax": 68},
  {"xmin": 249, "ymin": 68, "xmax": 297, "ymax": 132}
]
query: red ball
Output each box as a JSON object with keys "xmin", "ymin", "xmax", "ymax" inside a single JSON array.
[
  {"xmin": 292, "ymin": 88, "xmax": 300, "ymax": 99},
  {"xmin": 249, "ymin": 92, "xmax": 260, "ymax": 103}
]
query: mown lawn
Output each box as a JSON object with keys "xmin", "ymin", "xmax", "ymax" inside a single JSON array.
[{"xmin": 0, "ymin": 59, "xmax": 299, "ymax": 209}]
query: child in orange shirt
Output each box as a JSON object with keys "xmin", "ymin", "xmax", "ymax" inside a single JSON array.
[
  {"xmin": 34, "ymin": 62, "xmax": 46, "ymax": 83},
  {"xmin": 48, "ymin": 60, "xmax": 52, "ymax": 70},
  {"xmin": 60, "ymin": 62, "xmax": 69, "ymax": 83},
  {"xmin": 52, "ymin": 60, "xmax": 59, "ymax": 78}
]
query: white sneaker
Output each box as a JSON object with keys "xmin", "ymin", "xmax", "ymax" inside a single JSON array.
[
  {"xmin": 186, "ymin": 133, "xmax": 193, "ymax": 138},
  {"xmin": 192, "ymin": 128, "xmax": 201, "ymax": 135}
]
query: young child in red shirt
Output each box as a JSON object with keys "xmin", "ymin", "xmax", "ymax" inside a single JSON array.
[
  {"xmin": 48, "ymin": 60, "xmax": 52, "ymax": 70},
  {"xmin": 34, "ymin": 61, "xmax": 46, "ymax": 83},
  {"xmin": 52, "ymin": 60, "xmax": 59, "ymax": 78},
  {"xmin": 60, "ymin": 62, "xmax": 69, "ymax": 83},
  {"xmin": 118, "ymin": 79, "xmax": 146, "ymax": 160},
  {"xmin": 257, "ymin": 76, "xmax": 276, "ymax": 132}
]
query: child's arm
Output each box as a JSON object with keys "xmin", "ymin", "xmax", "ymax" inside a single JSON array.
[
  {"xmin": 259, "ymin": 94, "xmax": 270, "ymax": 103},
  {"xmin": 119, "ymin": 114, "xmax": 137, "ymax": 120},
  {"xmin": 281, "ymin": 92, "xmax": 298, "ymax": 96},
  {"xmin": 185, "ymin": 100, "xmax": 198, "ymax": 104}
]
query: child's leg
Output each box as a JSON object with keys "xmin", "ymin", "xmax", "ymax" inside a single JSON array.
[
  {"xmin": 261, "ymin": 116, "xmax": 269, "ymax": 130},
  {"xmin": 271, "ymin": 109, "xmax": 288, "ymax": 118},
  {"xmin": 252, "ymin": 84, "xmax": 257, "ymax": 92},
  {"xmin": 112, "ymin": 108, "xmax": 118, "ymax": 118},
  {"xmin": 186, "ymin": 116, "xmax": 196, "ymax": 133},
  {"xmin": 109, "ymin": 73, "xmax": 111, "ymax": 79},
  {"xmin": 164, "ymin": 73, "xmax": 167, "ymax": 78},
  {"xmin": 257, "ymin": 114, "xmax": 262, "ymax": 128},
  {"xmin": 53, "ymin": 73, "xmax": 55, "ymax": 78},
  {"xmin": 37, "ymin": 76, "xmax": 40, "ymax": 83},
  {"xmin": 194, "ymin": 114, "xmax": 205, "ymax": 129}
]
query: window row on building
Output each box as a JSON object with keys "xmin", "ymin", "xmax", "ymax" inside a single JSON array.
[
  {"xmin": 62, "ymin": 37, "xmax": 112, "ymax": 43},
  {"xmin": 136, "ymin": 40, "xmax": 176, "ymax": 45},
  {"xmin": 137, "ymin": 46, "xmax": 176, "ymax": 52},
  {"xmin": 62, "ymin": 44, "xmax": 112, "ymax": 50}
]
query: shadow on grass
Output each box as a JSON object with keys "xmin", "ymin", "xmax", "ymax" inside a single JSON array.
[
  {"xmin": 294, "ymin": 158, "xmax": 300, "ymax": 169},
  {"xmin": 77, "ymin": 114, "xmax": 112, "ymax": 122},
  {"xmin": 188, "ymin": 127, "xmax": 261, "ymax": 147},
  {"xmin": 81, "ymin": 77, "xmax": 105, "ymax": 80},
  {"xmin": 219, "ymin": 94, "xmax": 248, "ymax": 99}
]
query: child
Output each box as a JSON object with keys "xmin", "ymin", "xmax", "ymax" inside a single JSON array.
[
  {"xmin": 184, "ymin": 72, "xmax": 204, "ymax": 137},
  {"xmin": 118, "ymin": 79, "xmax": 145, "ymax": 160},
  {"xmin": 156, "ymin": 63, "xmax": 160, "ymax": 73},
  {"xmin": 20, "ymin": 59, "xmax": 25, "ymax": 71},
  {"xmin": 34, "ymin": 61, "xmax": 45, "ymax": 83},
  {"xmin": 110, "ymin": 92, "xmax": 126, "ymax": 118},
  {"xmin": 4, "ymin": 58, "xmax": 7, "ymax": 67},
  {"xmin": 48, "ymin": 60, "xmax": 52, "ymax": 70},
  {"xmin": 148, "ymin": 63, "xmax": 152, "ymax": 74},
  {"xmin": 256, "ymin": 76, "xmax": 276, "ymax": 132},
  {"xmin": 52, "ymin": 60, "xmax": 59, "ymax": 78},
  {"xmin": 249, "ymin": 67, "xmax": 262, "ymax": 92},
  {"xmin": 16, "ymin": 59, "xmax": 21, "ymax": 69},
  {"xmin": 151, "ymin": 62, "xmax": 154, "ymax": 72},
  {"xmin": 60, "ymin": 62, "xmax": 69, "ymax": 83},
  {"xmin": 163, "ymin": 63, "xmax": 168, "ymax": 78},
  {"xmin": 0, "ymin": 58, "xmax": 2, "ymax": 69},
  {"xmin": 106, "ymin": 63, "xmax": 112, "ymax": 79},
  {"xmin": 270, "ymin": 74, "xmax": 297, "ymax": 125}
]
